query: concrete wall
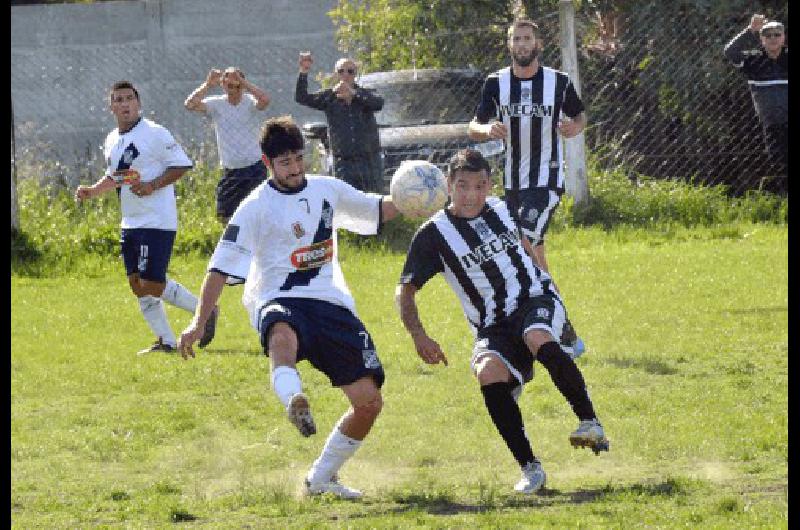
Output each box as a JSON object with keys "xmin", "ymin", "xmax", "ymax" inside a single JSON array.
[{"xmin": 11, "ymin": 0, "xmax": 340, "ymax": 180}]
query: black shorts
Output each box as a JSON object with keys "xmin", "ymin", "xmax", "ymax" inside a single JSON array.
[
  {"xmin": 472, "ymin": 291, "xmax": 567, "ymax": 387},
  {"xmin": 120, "ymin": 228, "xmax": 176, "ymax": 282},
  {"xmin": 216, "ymin": 160, "xmax": 268, "ymax": 218},
  {"xmin": 504, "ymin": 187, "xmax": 562, "ymax": 246},
  {"xmin": 258, "ymin": 298, "xmax": 385, "ymax": 388}
]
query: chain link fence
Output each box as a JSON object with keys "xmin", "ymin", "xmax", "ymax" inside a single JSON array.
[{"xmin": 11, "ymin": 1, "xmax": 787, "ymax": 200}]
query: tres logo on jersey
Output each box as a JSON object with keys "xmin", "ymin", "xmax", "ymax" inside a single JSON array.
[{"xmin": 290, "ymin": 239, "xmax": 333, "ymax": 270}]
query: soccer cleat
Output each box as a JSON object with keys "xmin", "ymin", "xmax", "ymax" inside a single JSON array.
[
  {"xmin": 198, "ymin": 305, "xmax": 219, "ymax": 348},
  {"xmin": 304, "ymin": 476, "xmax": 363, "ymax": 499},
  {"xmin": 514, "ymin": 460, "xmax": 547, "ymax": 494},
  {"xmin": 569, "ymin": 419, "xmax": 610, "ymax": 454},
  {"xmin": 562, "ymin": 337, "xmax": 586, "ymax": 360},
  {"xmin": 137, "ymin": 338, "xmax": 176, "ymax": 355},
  {"xmin": 286, "ymin": 393, "xmax": 316, "ymax": 437}
]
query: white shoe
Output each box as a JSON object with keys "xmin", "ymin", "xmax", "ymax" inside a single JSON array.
[
  {"xmin": 569, "ymin": 418, "xmax": 610, "ymax": 454},
  {"xmin": 286, "ymin": 393, "xmax": 316, "ymax": 437},
  {"xmin": 514, "ymin": 460, "xmax": 546, "ymax": 494},
  {"xmin": 304, "ymin": 476, "xmax": 363, "ymax": 499}
]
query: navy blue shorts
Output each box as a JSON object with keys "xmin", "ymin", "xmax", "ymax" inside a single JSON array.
[
  {"xmin": 120, "ymin": 228, "xmax": 176, "ymax": 282},
  {"xmin": 504, "ymin": 187, "xmax": 562, "ymax": 246},
  {"xmin": 258, "ymin": 298, "xmax": 385, "ymax": 388},
  {"xmin": 216, "ymin": 160, "xmax": 268, "ymax": 218}
]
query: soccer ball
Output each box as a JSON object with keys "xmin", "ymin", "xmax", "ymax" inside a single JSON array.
[{"xmin": 389, "ymin": 160, "xmax": 448, "ymax": 218}]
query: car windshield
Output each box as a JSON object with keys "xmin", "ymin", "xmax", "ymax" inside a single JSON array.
[{"xmin": 362, "ymin": 73, "xmax": 483, "ymax": 127}]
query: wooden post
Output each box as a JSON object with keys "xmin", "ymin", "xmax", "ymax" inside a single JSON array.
[{"xmin": 558, "ymin": 0, "xmax": 590, "ymax": 206}]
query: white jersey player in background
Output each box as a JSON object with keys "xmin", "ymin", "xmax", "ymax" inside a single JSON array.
[
  {"xmin": 396, "ymin": 149, "xmax": 608, "ymax": 495},
  {"xmin": 75, "ymin": 81, "xmax": 217, "ymax": 355},
  {"xmin": 178, "ymin": 115, "xmax": 403, "ymax": 499}
]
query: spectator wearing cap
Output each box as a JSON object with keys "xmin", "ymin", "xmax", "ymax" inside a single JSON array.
[
  {"xmin": 724, "ymin": 14, "xmax": 788, "ymax": 170},
  {"xmin": 295, "ymin": 52, "xmax": 384, "ymax": 193}
]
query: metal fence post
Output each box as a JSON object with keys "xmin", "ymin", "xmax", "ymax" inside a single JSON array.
[{"xmin": 558, "ymin": 0, "xmax": 589, "ymax": 206}]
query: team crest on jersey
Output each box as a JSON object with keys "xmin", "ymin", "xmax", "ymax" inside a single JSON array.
[
  {"xmin": 290, "ymin": 239, "xmax": 334, "ymax": 270},
  {"xmin": 520, "ymin": 86, "xmax": 532, "ymax": 102},
  {"xmin": 292, "ymin": 222, "xmax": 305, "ymax": 239},
  {"xmin": 523, "ymin": 207, "xmax": 540, "ymax": 223},
  {"xmin": 470, "ymin": 219, "xmax": 494, "ymax": 241}
]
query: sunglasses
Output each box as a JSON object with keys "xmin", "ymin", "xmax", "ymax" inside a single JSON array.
[
  {"xmin": 337, "ymin": 68, "xmax": 356, "ymax": 75},
  {"xmin": 762, "ymin": 32, "xmax": 783, "ymax": 38}
]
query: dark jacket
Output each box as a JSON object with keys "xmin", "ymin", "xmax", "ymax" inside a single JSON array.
[
  {"xmin": 724, "ymin": 29, "xmax": 788, "ymax": 126},
  {"xmin": 295, "ymin": 73, "xmax": 384, "ymax": 157}
]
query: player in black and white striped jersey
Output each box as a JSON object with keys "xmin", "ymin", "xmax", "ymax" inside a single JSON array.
[
  {"xmin": 469, "ymin": 17, "xmax": 586, "ymax": 355},
  {"xmin": 396, "ymin": 149, "xmax": 608, "ymax": 495}
]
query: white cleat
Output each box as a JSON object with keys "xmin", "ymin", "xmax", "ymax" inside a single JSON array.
[
  {"xmin": 569, "ymin": 419, "xmax": 610, "ymax": 454},
  {"xmin": 304, "ymin": 476, "xmax": 363, "ymax": 499},
  {"xmin": 514, "ymin": 460, "xmax": 547, "ymax": 494},
  {"xmin": 286, "ymin": 393, "xmax": 316, "ymax": 437}
]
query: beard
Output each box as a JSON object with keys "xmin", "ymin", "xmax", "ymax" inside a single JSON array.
[{"xmin": 513, "ymin": 48, "xmax": 539, "ymax": 67}]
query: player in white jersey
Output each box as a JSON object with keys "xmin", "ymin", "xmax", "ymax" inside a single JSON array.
[
  {"xmin": 75, "ymin": 81, "xmax": 217, "ymax": 355},
  {"xmin": 178, "ymin": 116, "xmax": 403, "ymax": 499},
  {"xmin": 185, "ymin": 67, "xmax": 271, "ymax": 224},
  {"xmin": 396, "ymin": 149, "xmax": 608, "ymax": 495},
  {"xmin": 469, "ymin": 17, "xmax": 587, "ymax": 357}
]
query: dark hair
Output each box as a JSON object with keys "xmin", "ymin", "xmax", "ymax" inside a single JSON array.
[
  {"xmin": 448, "ymin": 148, "xmax": 491, "ymax": 179},
  {"xmin": 507, "ymin": 18, "xmax": 539, "ymax": 39},
  {"xmin": 260, "ymin": 115, "xmax": 305, "ymax": 159},
  {"xmin": 110, "ymin": 81, "xmax": 139, "ymax": 102}
]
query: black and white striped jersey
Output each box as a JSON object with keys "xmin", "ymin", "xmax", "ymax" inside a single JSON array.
[
  {"xmin": 399, "ymin": 197, "xmax": 555, "ymax": 331},
  {"xmin": 474, "ymin": 66, "xmax": 584, "ymax": 193}
]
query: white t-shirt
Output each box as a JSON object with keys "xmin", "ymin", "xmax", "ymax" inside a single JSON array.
[
  {"xmin": 103, "ymin": 118, "xmax": 193, "ymax": 230},
  {"xmin": 207, "ymin": 175, "xmax": 383, "ymax": 330},
  {"xmin": 202, "ymin": 94, "xmax": 265, "ymax": 169}
]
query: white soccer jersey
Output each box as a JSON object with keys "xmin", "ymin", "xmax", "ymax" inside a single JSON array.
[
  {"xmin": 399, "ymin": 197, "xmax": 554, "ymax": 331},
  {"xmin": 202, "ymin": 94, "xmax": 265, "ymax": 169},
  {"xmin": 207, "ymin": 175, "xmax": 383, "ymax": 330},
  {"xmin": 103, "ymin": 118, "xmax": 193, "ymax": 230},
  {"xmin": 474, "ymin": 66, "xmax": 584, "ymax": 192}
]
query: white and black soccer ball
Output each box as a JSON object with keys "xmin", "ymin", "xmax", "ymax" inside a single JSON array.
[{"xmin": 389, "ymin": 160, "xmax": 448, "ymax": 218}]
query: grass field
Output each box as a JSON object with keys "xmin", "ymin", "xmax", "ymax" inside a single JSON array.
[{"xmin": 11, "ymin": 222, "xmax": 787, "ymax": 528}]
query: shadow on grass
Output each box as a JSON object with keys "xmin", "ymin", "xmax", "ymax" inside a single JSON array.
[
  {"xmin": 199, "ymin": 348, "xmax": 263, "ymax": 356},
  {"xmin": 724, "ymin": 306, "xmax": 787, "ymax": 315},
  {"xmin": 604, "ymin": 356, "xmax": 679, "ymax": 375}
]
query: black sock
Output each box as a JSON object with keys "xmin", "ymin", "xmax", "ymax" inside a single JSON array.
[
  {"xmin": 536, "ymin": 341, "xmax": 597, "ymax": 421},
  {"xmin": 480, "ymin": 382, "xmax": 536, "ymax": 468}
]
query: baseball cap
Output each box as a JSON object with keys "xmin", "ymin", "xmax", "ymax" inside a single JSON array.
[{"xmin": 760, "ymin": 21, "xmax": 784, "ymax": 34}]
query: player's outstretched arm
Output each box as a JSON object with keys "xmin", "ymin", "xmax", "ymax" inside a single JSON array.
[
  {"xmin": 395, "ymin": 283, "xmax": 448, "ymax": 366},
  {"xmin": 74, "ymin": 175, "xmax": 118, "ymax": 202},
  {"xmin": 380, "ymin": 196, "xmax": 401, "ymax": 223},
  {"xmin": 179, "ymin": 270, "xmax": 227, "ymax": 360}
]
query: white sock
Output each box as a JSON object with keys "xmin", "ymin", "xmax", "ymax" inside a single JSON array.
[
  {"xmin": 307, "ymin": 425, "xmax": 362, "ymax": 484},
  {"xmin": 270, "ymin": 365, "xmax": 303, "ymax": 408},
  {"xmin": 161, "ymin": 278, "xmax": 198, "ymax": 313},
  {"xmin": 138, "ymin": 295, "xmax": 176, "ymax": 347}
]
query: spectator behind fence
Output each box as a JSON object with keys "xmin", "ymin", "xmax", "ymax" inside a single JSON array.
[
  {"xmin": 724, "ymin": 15, "xmax": 788, "ymax": 170},
  {"xmin": 185, "ymin": 67, "xmax": 271, "ymax": 224},
  {"xmin": 295, "ymin": 52, "xmax": 384, "ymax": 193}
]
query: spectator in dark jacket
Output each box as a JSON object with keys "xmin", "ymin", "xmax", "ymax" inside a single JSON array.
[
  {"xmin": 724, "ymin": 14, "xmax": 788, "ymax": 169},
  {"xmin": 295, "ymin": 52, "xmax": 384, "ymax": 192}
]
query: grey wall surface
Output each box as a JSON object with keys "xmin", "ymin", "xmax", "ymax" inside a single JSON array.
[{"xmin": 11, "ymin": 0, "xmax": 340, "ymax": 180}]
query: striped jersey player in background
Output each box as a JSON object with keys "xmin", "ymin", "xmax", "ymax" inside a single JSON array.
[
  {"xmin": 178, "ymin": 116, "xmax": 403, "ymax": 499},
  {"xmin": 396, "ymin": 149, "xmax": 608, "ymax": 495},
  {"xmin": 469, "ymin": 17, "xmax": 587, "ymax": 357}
]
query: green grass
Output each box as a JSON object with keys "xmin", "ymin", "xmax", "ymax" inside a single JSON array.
[{"xmin": 11, "ymin": 222, "xmax": 787, "ymax": 528}]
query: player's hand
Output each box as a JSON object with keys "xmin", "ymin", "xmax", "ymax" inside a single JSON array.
[
  {"xmin": 487, "ymin": 121, "xmax": 508, "ymax": 140},
  {"xmin": 750, "ymin": 14, "xmax": 766, "ymax": 33},
  {"xmin": 334, "ymin": 81, "xmax": 354, "ymax": 102},
  {"xmin": 207, "ymin": 68, "xmax": 223, "ymax": 87},
  {"xmin": 74, "ymin": 185, "xmax": 93, "ymax": 202},
  {"xmin": 299, "ymin": 51, "xmax": 314, "ymax": 73},
  {"xmin": 178, "ymin": 322, "xmax": 204, "ymax": 360},
  {"xmin": 558, "ymin": 118, "xmax": 582, "ymax": 138},
  {"xmin": 412, "ymin": 334, "xmax": 448, "ymax": 366}
]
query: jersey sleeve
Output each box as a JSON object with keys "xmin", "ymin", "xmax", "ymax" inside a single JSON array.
[
  {"xmin": 561, "ymin": 79, "xmax": 585, "ymax": 118},
  {"xmin": 474, "ymin": 75, "xmax": 500, "ymax": 123},
  {"xmin": 398, "ymin": 222, "xmax": 444, "ymax": 289},
  {"xmin": 153, "ymin": 126, "xmax": 193, "ymax": 168},
  {"xmin": 331, "ymin": 179, "xmax": 382, "ymax": 235},
  {"xmin": 207, "ymin": 199, "xmax": 258, "ymax": 283}
]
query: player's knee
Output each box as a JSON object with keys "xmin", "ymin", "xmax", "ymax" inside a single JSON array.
[
  {"xmin": 474, "ymin": 354, "xmax": 510, "ymax": 386},
  {"xmin": 266, "ymin": 323, "xmax": 298, "ymax": 358},
  {"xmin": 524, "ymin": 329, "xmax": 555, "ymax": 355},
  {"xmin": 353, "ymin": 393, "xmax": 383, "ymax": 420}
]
